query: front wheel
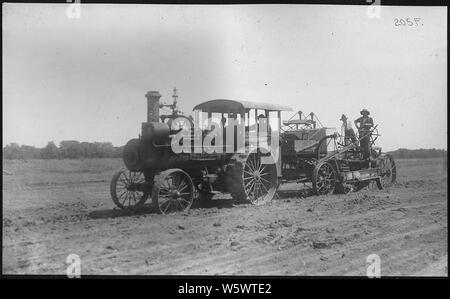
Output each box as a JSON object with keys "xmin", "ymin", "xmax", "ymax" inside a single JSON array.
[{"xmin": 110, "ymin": 169, "xmax": 149, "ymax": 209}]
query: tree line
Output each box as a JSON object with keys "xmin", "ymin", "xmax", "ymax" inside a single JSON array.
[
  {"xmin": 2, "ymin": 141, "xmax": 124, "ymax": 160},
  {"xmin": 2, "ymin": 141, "xmax": 446, "ymax": 160},
  {"xmin": 387, "ymin": 148, "xmax": 447, "ymax": 159}
]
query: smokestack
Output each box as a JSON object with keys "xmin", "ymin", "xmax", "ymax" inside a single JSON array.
[{"xmin": 145, "ymin": 91, "xmax": 162, "ymax": 122}]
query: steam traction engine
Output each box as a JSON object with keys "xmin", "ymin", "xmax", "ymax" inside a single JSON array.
[
  {"xmin": 110, "ymin": 90, "xmax": 288, "ymax": 214},
  {"xmin": 110, "ymin": 90, "xmax": 396, "ymax": 215}
]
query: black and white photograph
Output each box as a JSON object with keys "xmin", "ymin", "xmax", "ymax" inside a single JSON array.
[{"xmin": 2, "ymin": 1, "xmax": 447, "ymax": 281}]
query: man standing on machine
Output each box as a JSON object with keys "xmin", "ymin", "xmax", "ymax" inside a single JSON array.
[{"xmin": 354, "ymin": 109, "xmax": 374, "ymax": 160}]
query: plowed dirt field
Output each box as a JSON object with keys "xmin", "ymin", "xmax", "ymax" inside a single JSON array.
[{"xmin": 2, "ymin": 158, "xmax": 447, "ymax": 276}]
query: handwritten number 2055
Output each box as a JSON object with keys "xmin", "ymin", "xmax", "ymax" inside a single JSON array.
[{"xmin": 394, "ymin": 18, "xmax": 422, "ymax": 26}]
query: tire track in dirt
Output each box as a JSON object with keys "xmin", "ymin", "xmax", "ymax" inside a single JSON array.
[
  {"xmin": 11, "ymin": 194, "xmax": 447, "ymax": 272},
  {"xmin": 168, "ymin": 217, "xmax": 444, "ymax": 275},
  {"xmin": 69, "ymin": 194, "xmax": 445, "ymax": 274},
  {"xmin": 3, "ymin": 158, "xmax": 447, "ymax": 275}
]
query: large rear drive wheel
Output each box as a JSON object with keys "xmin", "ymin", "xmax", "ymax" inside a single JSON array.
[
  {"xmin": 376, "ymin": 154, "xmax": 397, "ymax": 189},
  {"xmin": 312, "ymin": 162, "xmax": 337, "ymax": 195},
  {"xmin": 226, "ymin": 153, "xmax": 278, "ymax": 205},
  {"xmin": 110, "ymin": 169, "xmax": 149, "ymax": 209},
  {"xmin": 152, "ymin": 169, "xmax": 194, "ymax": 215}
]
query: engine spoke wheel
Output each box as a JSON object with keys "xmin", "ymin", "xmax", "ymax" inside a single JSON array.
[
  {"xmin": 227, "ymin": 153, "xmax": 278, "ymax": 205},
  {"xmin": 152, "ymin": 169, "xmax": 194, "ymax": 215},
  {"xmin": 376, "ymin": 154, "xmax": 397, "ymax": 189},
  {"xmin": 312, "ymin": 162, "xmax": 337, "ymax": 195},
  {"xmin": 110, "ymin": 169, "xmax": 149, "ymax": 209}
]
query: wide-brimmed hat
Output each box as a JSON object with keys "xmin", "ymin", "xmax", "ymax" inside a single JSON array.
[
  {"xmin": 340, "ymin": 114, "xmax": 347, "ymax": 121},
  {"xmin": 360, "ymin": 109, "xmax": 370, "ymax": 115}
]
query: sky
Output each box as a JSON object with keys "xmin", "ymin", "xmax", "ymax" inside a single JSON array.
[{"xmin": 2, "ymin": 4, "xmax": 447, "ymax": 151}]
